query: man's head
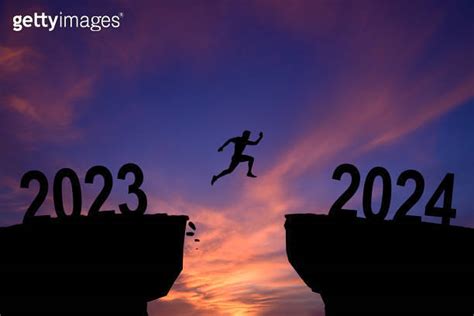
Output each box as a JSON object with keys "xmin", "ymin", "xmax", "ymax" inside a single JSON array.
[{"xmin": 242, "ymin": 130, "xmax": 251, "ymax": 139}]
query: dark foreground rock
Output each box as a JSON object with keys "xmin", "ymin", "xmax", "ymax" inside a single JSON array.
[
  {"xmin": 0, "ymin": 213, "xmax": 188, "ymax": 315},
  {"xmin": 285, "ymin": 214, "xmax": 474, "ymax": 315}
]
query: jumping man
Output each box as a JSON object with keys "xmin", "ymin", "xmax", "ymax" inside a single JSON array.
[{"xmin": 211, "ymin": 130, "xmax": 263, "ymax": 185}]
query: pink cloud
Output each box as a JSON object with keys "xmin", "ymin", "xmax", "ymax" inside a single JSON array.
[
  {"xmin": 0, "ymin": 45, "xmax": 36, "ymax": 73},
  {"xmin": 146, "ymin": 3, "xmax": 473, "ymax": 315},
  {"xmin": 4, "ymin": 96, "xmax": 40, "ymax": 121},
  {"xmin": 144, "ymin": 184, "xmax": 317, "ymax": 315},
  {"xmin": 1, "ymin": 76, "xmax": 94, "ymax": 144}
]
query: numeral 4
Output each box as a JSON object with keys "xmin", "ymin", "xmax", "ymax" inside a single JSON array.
[{"xmin": 425, "ymin": 173, "xmax": 456, "ymax": 225}]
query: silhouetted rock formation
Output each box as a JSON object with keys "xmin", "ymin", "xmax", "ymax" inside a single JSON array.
[
  {"xmin": 285, "ymin": 214, "xmax": 474, "ymax": 315},
  {"xmin": 0, "ymin": 213, "xmax": 188, "ymax": 315}
]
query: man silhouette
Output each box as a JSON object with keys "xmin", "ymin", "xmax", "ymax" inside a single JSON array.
[{"xmin": 211, "ymin": 130, "xmax": 263, "ymax": 185}]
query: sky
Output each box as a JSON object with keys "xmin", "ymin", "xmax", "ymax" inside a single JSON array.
[{"xmin": 1, "ymin": 0, "xmax": 474, "ymax": 315}]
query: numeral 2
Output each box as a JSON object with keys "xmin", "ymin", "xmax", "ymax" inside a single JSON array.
[
  {"xmin": 394, "ymin": 170, "xmax": 424, "ymax": 223},
  {"xmin": 20, "ymin": 170, "xmax": 49, "ymax": 222},
  {"xmin": 85, "ymin": 165, "xmax": 114, "ymax": 216},
  {"xmin": 328, "ymin": 163, "xmax": 360, "ymax": 218}
]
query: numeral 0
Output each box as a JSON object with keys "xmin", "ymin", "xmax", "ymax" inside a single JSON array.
[
  {"xmin": 329, "ymin": 163, "xmax": 456, "ymax": 225},
  {"xmin": 21, "ymin": 163, "xmax": 148, "ymax": 223},
  {"xmin": 54, "ymin": 168, "xmax": 82, "ymax": 218},
  {"xmin": 362, "ymin": 167, "xmax": 391, "ymax": 221}
]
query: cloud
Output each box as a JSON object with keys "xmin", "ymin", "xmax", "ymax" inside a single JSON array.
[
  {"xmin": 145, "ymin": 185, "xmax": 319, "ymax": 316},
  {"xmin": 146, "ymin": 2, "xmax": 474, "ymax": 315},
  {"xmin": 81, "ymin": 0, "xmax": 232, "ymax": 74},
  {"xmin": 4, "ymin": 96, "xmax": 40, "ymax": 121},
  {"xmin": 246, "ymin": 0, "xmax": 474, "ymax": 185},
  {"xmin": 148, "ymin": 298, "xmax": 212, "ymax": 316},
  {"xmin": 1, "ymin": 75, "xmax": 94, "ymax": 144},
  {"xmin": 0, "ymin": 1, "xmax": 235, "ymax": 147},
  {"xmin": 0, "ymin": 1, "xmax": 472, "ymax": 315},
  {"xmin": 0, "ymin": 45, "xmax": 36, "ymax": 74}
]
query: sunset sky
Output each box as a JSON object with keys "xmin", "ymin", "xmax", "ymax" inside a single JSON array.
[{"xmin": 1, "ymin": 1, "xmax": 474, "ymax": 315}]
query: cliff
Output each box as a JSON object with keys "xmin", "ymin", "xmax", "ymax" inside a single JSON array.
[
  {"xmin": 285, "ymin": 214, "xmax": 474, "ymax": 315},
  {"xmin": 0, "ymin": 213, "xmax": 188, "ymax": 315}
]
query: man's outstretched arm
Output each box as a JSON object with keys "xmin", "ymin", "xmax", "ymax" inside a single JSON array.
[
  {"xmin": 218, "ymin": 138, "xmax": 235, "ymax": 152},
  {"xmin": 247, "ymin": 132, "xmax": 263, "ymax": 145}
]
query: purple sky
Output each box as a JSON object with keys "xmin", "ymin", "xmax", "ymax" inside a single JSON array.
[{"xmin": 1, "ymin": 1, "xmax": 474, "ymax": 315}]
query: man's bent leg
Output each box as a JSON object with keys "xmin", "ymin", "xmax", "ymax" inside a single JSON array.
[{"xmin": 240, "ymin": 155, "xmax": 256, "ymax": 178}]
